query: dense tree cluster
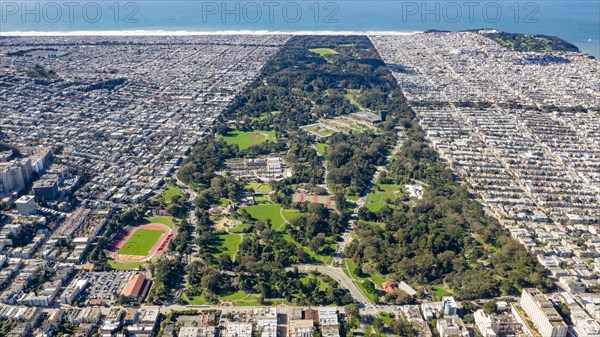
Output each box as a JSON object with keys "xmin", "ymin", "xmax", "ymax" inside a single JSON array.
[
  {"xmin": 325, "ymin": 132, "xmax": 391, "ymax": 195},
  {"xmin": 168, "ymin": 219, "xmax": 192, "ymax": 254},
  {"xmin": 176, "ymin": 34, "xmax": 552, "ymax": 304},
  {"xmin": 178, "ymin": 138, "xmax": 236, "ymax": 187},
  {"xmin": 481, "ymin": 31, "xmax": 580, "ymax": 52},
  {"xmin": 184, "ymin": 257, "xmax": 352, "ymax": 306},
  {"xmin": 346, "ymin": 129, "xmax": 553, "ymax": 300},
  {"xmin": 147, "ymin": 257, "xmax": 184, "ymax": 304},
  {"xmin": 288, "ymin": 203, "xmax": 347, "ymax": 252}
]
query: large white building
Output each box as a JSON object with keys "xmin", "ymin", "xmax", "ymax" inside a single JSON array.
[
  {"xmin": 15, "ymin": 195, "xmax": 35, "ymax": 215},
  {"xmin": 442, "ymin": 296, "xmax": 458, "ymax": 315},
  {"xmin": 288, "ymin": 320, "xmax": 315, "ymax": 337},
  {"xmin": 436, "ymin": 316, "xmax": 469, "ymax": 337},
  {"xmin": 520, "ymin": 289, "xmax": 568, "ymax": 337},
  {"xmin": 474, "ymin": 309, "xmax": 522, "ymax": 337}
]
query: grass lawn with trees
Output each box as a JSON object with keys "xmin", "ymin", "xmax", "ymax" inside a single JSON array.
[
  {"xmin": 346, "ymin": 194, "xmax": 360, "ymax": 202},
  {"xmin": 228, "ymin": 223, "xmax": 250, "ymax": 233},
  {"xmin": 315, "ymin": 143, "xmax": 329, "ymax": 156},
  {"xmin": 254, "ymin": 195, "xmax": 270, "ymax": 203},
  {"xmin": 181, "ymin": 293, "xmax": 208, "ymax": 305},
  {"xmin": 310, "ymin": 48, "xmax": 339, "ymax": 64},
  {"xmin": 363, "ymin": 184, "xmax": 402, "ymax": 212},
  {"xmin": 164, "ymin": 185, "xmax": 183, "ymax": 203},
  {"xmin": 146, "ymin": 216, "xmax": 175, "ymax": 228},
  {"xmin": 431, "ymin": 285, "xmax": 451, "ymax": 300},
  {"xmin": 256, "ymin": 184, "xmax": 272, "ymax": 193},
  {"xmin": 342, "ymin": 258, "xmax": 387, "ymax": 302},
  {"xmin": 219, "ymin": 130, "xmax": 276, "ymax": 151},
  {"xmin": 108, "ymin": 259, "xmax": 145, "ymax": 269},
  {"xmin": 379, "ymin": 313, "xmax": 395, "ymax": 326},
  {"xmin": 245, "ymin": 182, "xmax": 261, "ymax": 190},
  {"xmin": 344, "ymin": 90, "xmax": 365, "ymax": 110},
  {"xmin": 212, "ymin": 234, "xmax": 242, "ymax": 257},
  {"xmin": 240, "ymin": 203, "xmax": 300, "ymax": 228},
  {"xmin": 280, "ymin": 233, "xmax": 335, "ymax": 265},
  {"xmin": 118, "ymin": 229, "xmax": 164, "ymax": 256}
]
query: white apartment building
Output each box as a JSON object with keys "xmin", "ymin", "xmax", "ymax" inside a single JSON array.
[
  {"xmin": 288, "ymin": 320, "xmax": 315, "ymax": 337},
  {"xmin": 520, "ymin": 289, "xmax": 568, "ymax": 337}
]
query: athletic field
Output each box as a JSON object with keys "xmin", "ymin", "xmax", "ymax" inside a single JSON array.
[{"xmin": 118, "ymin": 229, "xmax": 165, "ymax": 256}]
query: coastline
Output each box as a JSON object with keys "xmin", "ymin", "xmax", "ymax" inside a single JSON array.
[{"xmin": 1, "ymin": 29, "xmax": 595, "ymax": 59}]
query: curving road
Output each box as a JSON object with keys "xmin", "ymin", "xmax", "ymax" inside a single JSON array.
[{"xmin": 295, "ymin": 264, "xmax": 372, "ymax": 307}]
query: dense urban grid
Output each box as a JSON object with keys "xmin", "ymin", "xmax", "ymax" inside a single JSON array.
[{"xmin": 0, "ymin": 31, "xmax": 598, "ymax": 337}]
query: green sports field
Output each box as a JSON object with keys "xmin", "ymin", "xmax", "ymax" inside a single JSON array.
[
  {"xmin": 118, "ymin": 229, "xmax": 164, "ymax": 256},
  {"xmin": 219, "ymin": 130, "xmax": 276, "ymax": 151}
]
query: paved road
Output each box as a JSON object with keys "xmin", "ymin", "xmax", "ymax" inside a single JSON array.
[
  {"xmin": 295, "ymin": 264, "xmax": 372, "ymax": 307},
  {"xmin": 334, "ymin": 131, "xmax": 406, "ymax": 264}
]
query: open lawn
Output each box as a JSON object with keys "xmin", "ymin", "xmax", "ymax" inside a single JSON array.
[
  {"xmin": 182, "ymin": 293, "xmax": 208, "ymax": 305},
  {"xmin": 310, "ymin": 48, "xmax": 338, "ymax": 56},
  {"xmin": 219, "ymin": 130, "xmax": 276, "ymax": 151},
  {"xmin": 219, "ymin": 198, "xmax": 231, "ymax": 206},
  {"xmin": 240, "ymin": 203, "xmax": 300, "ymax": 228},
  {"xmin": 246, "ymin": 182, "xmax": 262, "ymax": 190},
  {"xmin": 315, "ymin": 143, "xmax": 329, "ymax": 156},
  {"xmin": 228, "ymin": 223, "xmax": 250, "ymax": 233},
  {"xmin": 164, "ymin": 185, "xmax": 183, "ymax": 203},
  {"xmin": 344, "ymin": 258, "xmax": 386, "ymax": 286},
  {"xmin": 310, "ymin": 48, "xmax": 338, "ymax": 64},
  {"xmin": 363, "ymin": 184, "xmax": 402, "ymax": 212},
  {"xmin": 118, "ymin": 229, "xmax": 164, "ymax": 256},
  {"xmin": 254, "ymin": 195, "xmax": 270, "ymax": 203},
  {"xmin": 246, "ymin": 182, "xmax": 272, "ymax": 193},
  {"xmin": 108, "ymin": 259, "xmax": 145, "ymax": 270},
  {"xmin": 432, "ymin": 285, "xmax": 451, "ymax": 300},
  {"xmin": 146, "ymin": 216, "xmax": 175, "ymax": 228},
  {"xmin": 256, "ymin": 184, "xmax": 272, "ymax": 192},
  {"xmin": 213, "ymin": 234, "xmax": 242, "ymax": 257},
  {"xmin": 345, "ymin": 194, "xmax": 360, "ymax": 202},
  {"xmin": 220, "ymin": 291, "xmax": 262, "ymax": 306},
  {"xmin": 344, "ymin": 90, "xmax": 365, "ymax": 110},
  {"xmin": 280, "ymin": 233, "xmax": 334, "ymax": 265},
  {"xmin": 379, "ymin": 313, "xmax": 395, "ymax": 326},
  {"xmin": 251, "ymin": 111, "xmax": 279, "ymax": 121}
]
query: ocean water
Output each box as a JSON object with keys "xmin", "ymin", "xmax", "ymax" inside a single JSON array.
[{"xmin": 0, "ymin": 0, "xmax": 598, "ymax": 57}]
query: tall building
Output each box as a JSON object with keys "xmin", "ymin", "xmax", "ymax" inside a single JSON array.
[
  {"xmin": 33, "ymin": 176, "xmax": 59, "ymax": 200},
  {"xmin": 15, "ymin": 195, "xmax": 36, "ymax": 215},
  {"xmin": 0, "ymin": 158, "xmax": 33, "ymax": 194},
  {"xmin": 520, "ymin": 289, "xmax": 568, "ymax": 337},
  {"xmin": 442, "ymin": 296, "xmax": 458, "ymax": 316}
]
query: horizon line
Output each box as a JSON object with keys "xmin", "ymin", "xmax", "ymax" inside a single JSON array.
[{"xmin": 0, "ymin": 29, "xmax": 425, "ymax": 37}]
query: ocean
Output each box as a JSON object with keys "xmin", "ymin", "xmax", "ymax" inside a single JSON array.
[{"xmin": 1, "ymin": 0, "xmax": 599, "ymax": 57}]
